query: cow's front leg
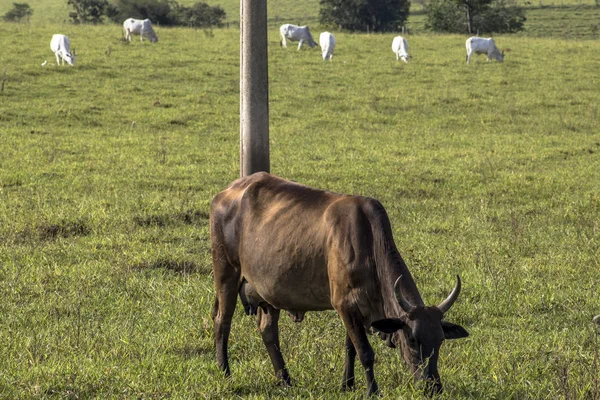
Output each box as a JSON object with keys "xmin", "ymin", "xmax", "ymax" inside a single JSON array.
[
  {"xmin": 297, "ymin": 40, "xmax": 303, "ymax": 50},
  {"xmin": 258, "ymin": 305, "xmax": 291, "ymax": 385},
  {"xmin": 341, "ymin": 333, "xmax": 357, "ymax": 391},
  {"xmin": 338, "ymin": 306, "xmax": 379, "ymax": 396},
  {"xmin": 55, "ymin": 53, "xmax": 61, "ymax": 65}
]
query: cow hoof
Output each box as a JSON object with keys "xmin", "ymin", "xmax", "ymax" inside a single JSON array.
[{"xmin": 276, "ymin": 374, "xmax": 292, "ymax": 387}]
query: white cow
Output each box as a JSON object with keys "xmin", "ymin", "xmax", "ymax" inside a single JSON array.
[
  {"xmin": 466, "ymin": 36, "xmax": 504, "ymax": 63},
  {"xmin": 123, "ymin": 18, "xmax": 158, "ymax": 43},
  {"xmin": 50, "ymin": 34, "xmax": 75, "ymax": 66},
  {"xmin": 319, "ymin": 32, "xmax": 336, "ymax": 61},
  {"xmin": 280, "ymin": 24, "xmax": 317, "ymax": 50},
  {"xmin": 392, "ymin": 36, "xmax": 410, "ymax": 63}
]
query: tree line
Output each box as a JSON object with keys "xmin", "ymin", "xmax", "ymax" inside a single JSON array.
[
  {"xmin": 319, "ymin": 0, "xmax": 525, "ymax": 34},
  {"xmin": 65, "ymin": 0, "xmax": 226, "ymax": 28},
  {"xmin": 3, "ymin": 0, "xmax": 525, "ymax": 34}
]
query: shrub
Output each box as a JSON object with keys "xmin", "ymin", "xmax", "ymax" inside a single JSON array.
[
  {"xmin": 68, "ymin": 0, "xmax": 114, "ymax": 24},
  {"xmin": 108, "ymin": 0, "xmax": 226, "ymax": 28},
  {"xmin": 3, "ymin": 2, "xmax": 33, "ymax": 22},
  {"xmin": 425, "ymin": 0, "xmax": 525, "ymax": 34},
  {"xmin": 176, "ymin": 2, "xmax": 226, "ymax": 28},
  {"xmin": 424, "ymin": 0, "xmax": 465, "ymax": 32},
  {"xmin": 108, "ymin": 0, "xmax": 177, "ymax": 25},
  {"xmin": 319, "ymin": 0, "xmax": 411, "ymax": 32},
  {"xmin": 473, "ymin": 0, "xmax": 526, "ymax": 34}
]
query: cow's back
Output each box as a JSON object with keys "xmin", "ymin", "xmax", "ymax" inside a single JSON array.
[
  {"xmin": 124, "ymin": 18, "xmax": 141, "ymax": 32},
  {"xmin": 50, "ymin": 34, "xmax": 68, "ymax": 53},
  {"xmin": 392, "ymin": 36, "xmax": 407, "ymax": 53},
  {"xmin": 320, "ymin": 32, "xmax": 335, "ymax": 48},
  {"xmin": 141, "ymin": 19, "xmax": 153, "ymax": 31},
  {"xmin": 210, "ymin": 173, "xmax": 386, "ymax": 313},
  {"xmin": 280, "ymin": 24, "xmax": 292, "ymax": 36},
  {"xmin": 467, "ymin": 36, "xmax": 494, "ymax": 52}
]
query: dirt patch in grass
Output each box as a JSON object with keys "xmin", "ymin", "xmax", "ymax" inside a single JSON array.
[{"xmin": 36, "ymin": 220, "xmax": 90, "ymax": 241}]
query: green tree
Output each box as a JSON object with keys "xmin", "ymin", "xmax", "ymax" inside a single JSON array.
[
  {"xmin": 108, "ymin": 0, "xmax": 176, "ymax": 25},
  {"xmin": 474, "ymin": 0, "xmax": 526, "ymax": 33},
  {"xmin": 67, "ymin": 0, "xmax": 114, "ymax": 24},
  {"xmin": 175, "ymin": 2, "xmax": 227, "ymax": 28},
  {"xmin": 319, "ymin": 0, "xmax": 411, "ymax": 32},
  {"xmin": 424, "ymin": 0, "xmax": 464, "ymax": 32},
  {"xmin": 108, "ymin": 0, "xmax": 226, "ymax": 28},
  {"xmin": 457, "ymin": 0, "xmax": 493, "ymax": 34},
  {"xmin": 3, "ymin": 2, "xmax": 33, "ymax": 22},
  {"xmin": 426, "ymin": 0, "xmax": 525, "ymax": 34}
]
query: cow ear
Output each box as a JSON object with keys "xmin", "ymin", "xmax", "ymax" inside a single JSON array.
[
  {"xmin": 442, "ymin": 321, "xmax": 469, "ymax": 339},
  {"xmin": 371, "ymin": 318, "xmax": 405, "ymax": 334}
]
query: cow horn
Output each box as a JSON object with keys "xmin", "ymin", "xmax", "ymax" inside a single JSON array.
[
  {"xmin": 437, "ymin": 275, "xmax": 461, "ymax": 314},
  {"xmin": 394, "ymin": 276, "xmax": 415, "ymax": 313}
]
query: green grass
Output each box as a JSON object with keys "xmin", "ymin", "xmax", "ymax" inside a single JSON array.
[{"xmin": 1, "ymin": 15, "xmax": 600, "ymax": 400}]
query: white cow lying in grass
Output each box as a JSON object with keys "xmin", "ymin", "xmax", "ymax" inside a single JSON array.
[
  {"xmin": 319, "ymin": 32, "xmax": 336, "ymax": 61},
  {"xmin": 392, "ymin": 36, "xmax": 410, "ymax": 63},
  {"xmin": 280, "ymin": 24, "xmax": 317, "ymax": 50},
  {"xmin": 50, "ymin": 34, "xmax": 75, "ymax": 66},
  {"xmin": 123, "ymin": 18, "xmax": 158, "ymax": 43},
  {"xmin": 466, "ymin": 36, "xmax": 504, "ymax": 63}
]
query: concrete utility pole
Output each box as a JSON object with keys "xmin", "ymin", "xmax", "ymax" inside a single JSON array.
[{"xmin": 240, "ymin": 0, "xmax": 270, "ymax": 177}]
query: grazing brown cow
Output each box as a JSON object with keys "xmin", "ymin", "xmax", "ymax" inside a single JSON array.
[{"xmin": 210, "ymin": 172, "xmax": 469, "ymax": 396}]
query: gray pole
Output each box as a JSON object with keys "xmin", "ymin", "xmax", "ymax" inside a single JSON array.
[{"xmin": 240, "ymin": 0, "xmax": 270, "ymax": 177}]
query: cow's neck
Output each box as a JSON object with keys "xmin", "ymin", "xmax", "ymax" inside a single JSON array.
[
  {"xmin": 379, "ymin": 246, "xmax": 425, "ymax": 318},
  {"xmin": 368, "ymin": 199, "xmax": 425, "ymax": 318}
]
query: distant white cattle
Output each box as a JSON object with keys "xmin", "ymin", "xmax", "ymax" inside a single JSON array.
[
  {"xmin": 280, "ymin": 24, "xmax": 317, "ymax": 50},
  {"xmin": 392, "ymin": 36, "xmax": 410, "ymax": 63},
  {"xmin": 123, "ymin": 18, "xmax": 158, "ymax": 43},
  {"xmin": 466, "ymin": 36, "xmax": 504, "ymax": 63},
  {"xmin": 50, "ymin": 34, "xmax": 75, "ymax": 66},
  {"xmin": 319, "ymin": 32, "xmax": 336, "ymax": 61}
]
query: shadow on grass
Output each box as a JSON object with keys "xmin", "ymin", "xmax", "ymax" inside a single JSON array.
[
  {"xmin": 17, "ymin": 219, "xmax": 92, "ymax": 242},
  {"xmin": 133, "ymin": 209, "xmax": 209, "ymax": 228},
  {"xmin": 172, "ymin": 343, "xmax": 214, "ymax": 359},
  {"xmin": 131, "ymin": 258, "xmax": 202, "ymax": 274}
]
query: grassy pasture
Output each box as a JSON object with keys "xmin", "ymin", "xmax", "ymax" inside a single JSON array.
[{"xmin": 1, "ymin": 17, "xmax": 600, "ymax": 400}]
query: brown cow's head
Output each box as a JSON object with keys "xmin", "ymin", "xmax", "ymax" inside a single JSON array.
[{"xmin": 371, "ymin": 276, "xmax": 469, "ymax": 395}]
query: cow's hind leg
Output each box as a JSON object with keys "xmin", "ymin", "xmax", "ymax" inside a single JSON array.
[
  {"xmin": 211, "ymin": 246, "xmax": 240, "ymax": 376},
  {"xmin": 341, "ymin": 333, "xmax": 357, "ymax": 391},
  {"xmin": 258, "ymin": 305, "xmax": 291, "ymax": 385},
  {"xmin": 337, "ymin": 306, "xmax": 379, "ymax": 396}
]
